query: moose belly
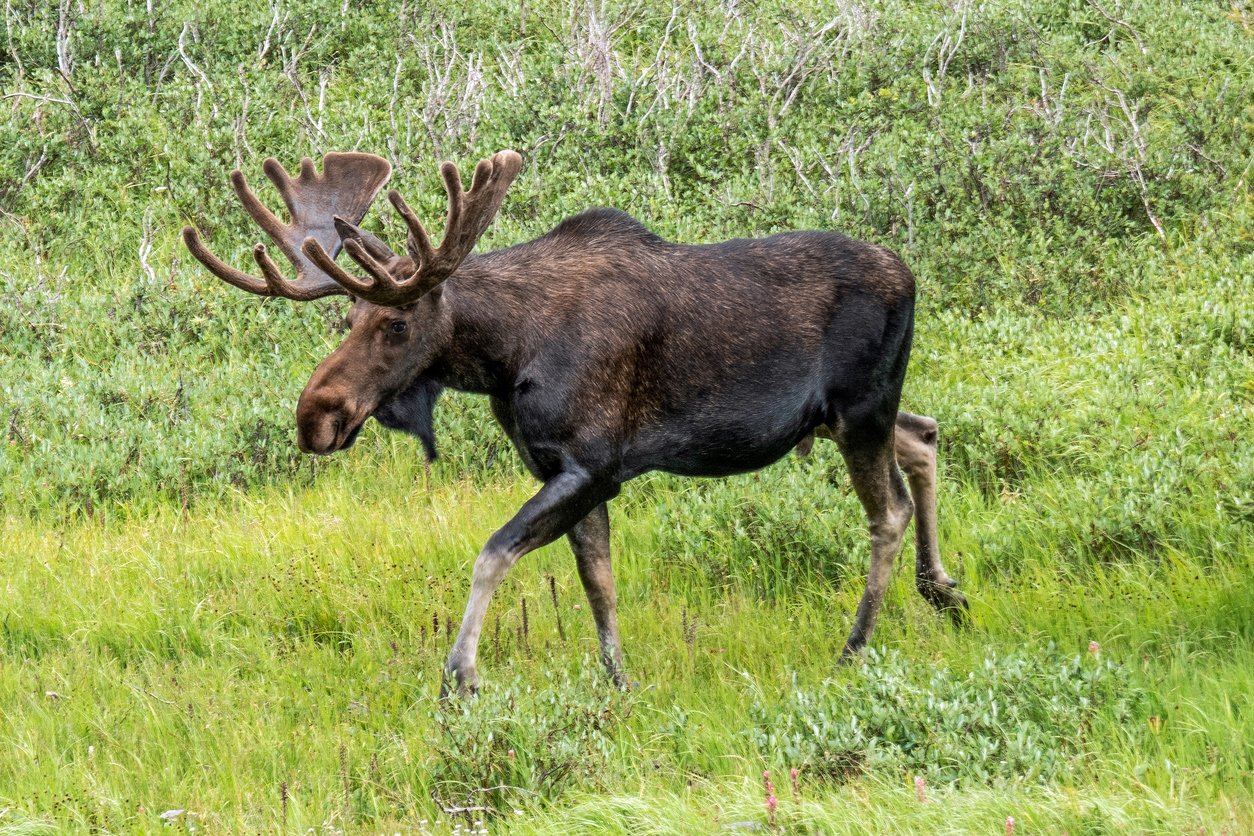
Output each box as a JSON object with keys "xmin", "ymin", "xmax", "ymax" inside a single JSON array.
[{"xmin": 622, "ymin": 388, "xmax": 823, "ymax": 479}]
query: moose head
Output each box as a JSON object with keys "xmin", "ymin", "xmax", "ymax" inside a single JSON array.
[{"xmin": 184, "ymin": 150, "xmax": 520, "ymax": 463}]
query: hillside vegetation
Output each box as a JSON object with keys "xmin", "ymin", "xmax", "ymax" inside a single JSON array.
[{"xmin": 0, "ymin": 0, "xmax": 1251, "ymax": 832}]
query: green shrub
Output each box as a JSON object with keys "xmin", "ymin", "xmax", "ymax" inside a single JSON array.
[
  {"xmin": 750, "ymin": 646, "xmax": 1144, "ymax": 785},
  {"xmin": 427, "ymin": 665, "xmax": 635, "ymax": 815}
]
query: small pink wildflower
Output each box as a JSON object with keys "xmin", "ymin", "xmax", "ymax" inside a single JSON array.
[
  {"xmin": 789, "ymin": 767, "xmax": 800, "ymax": 799},
  {"xmin": 914, "ymin": 775, "xmax": 927, "ymax": 803},
  {"xmin": 763, "ymin": 771, "xmax": 778, "ymax": 827},
  {"xmin": 1006, "ymin": 815, "xmax": 1015, "ymax": 835},
  {"xmin": 1088, "ymin": 641, "xmax": 1100, "ymax": 655}
]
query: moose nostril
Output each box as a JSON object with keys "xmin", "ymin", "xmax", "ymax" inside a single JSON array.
[{"xmin": 296, "ymin": 405, "xmax": 346, "ymax": 455}]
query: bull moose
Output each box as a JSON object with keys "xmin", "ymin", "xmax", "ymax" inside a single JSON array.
[{"xmin": 182, "ymin": 149, "xmax": 967, "ymax": 696}]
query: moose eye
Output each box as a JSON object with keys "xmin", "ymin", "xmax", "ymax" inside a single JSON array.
[{"xmin": 389, "ymin": 320, "xmax": 408, "ymax": 335}]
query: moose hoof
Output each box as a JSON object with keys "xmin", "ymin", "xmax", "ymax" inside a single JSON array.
[
  {"xmin": 918, "ymin": 576, "xmax": 970, "ymax": 627},
  {"xmin": 837, "ymin": 642, "xmax": 865, "ymax": 665},
  {"xmin": 439, "ymin": 667, "xmax": 480, "ymax": 700},
  {"xmin": 601, "ymin": 657, "xmax": 629, "ymax": 690}
]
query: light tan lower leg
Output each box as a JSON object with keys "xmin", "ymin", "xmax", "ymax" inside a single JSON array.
[{"xmin": 894, "ymin": 412, "xmax": 968, "ymax": 620}]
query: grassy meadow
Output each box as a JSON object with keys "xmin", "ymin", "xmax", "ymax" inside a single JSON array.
[{"xmin": 1, "ymin": 0, "xmax": 1252, "ymax": 832}]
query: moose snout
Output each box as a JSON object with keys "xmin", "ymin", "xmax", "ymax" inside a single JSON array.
[
  {"xmin": 296, "ymin": 403, "xmax": 342, "ymax": 455},
  {"xmin": 296, "ymin": 388, "xmax": 362, "ymax": 455}
]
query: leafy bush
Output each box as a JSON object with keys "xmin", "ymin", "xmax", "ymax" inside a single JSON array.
[
  {"xmin": 427, "ymin": 666, "xmax": 634, "ymax": 815},
  {"xmin": 1, "ymin": 0, "xmax": 1250, "ymax": 516},
  {"xmin": 750, "ymin": 646, "xmax": 1144, "ymax": 785}
]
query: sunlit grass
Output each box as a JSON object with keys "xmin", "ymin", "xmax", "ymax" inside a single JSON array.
[{"xmin": 1, "ymin": 440, "xmax": 1250, "ymax": 830}]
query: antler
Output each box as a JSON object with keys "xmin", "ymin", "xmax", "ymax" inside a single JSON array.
[
  {"xmin": 182, "ymin": 152, "xmax": 393, "ymax": 301},
  {"xmin": 302, "ymin": 149, "xmax": 523, "ymax": 307}
]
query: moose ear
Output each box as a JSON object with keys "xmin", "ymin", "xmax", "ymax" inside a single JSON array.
[{"xmin": 372, "ymin": 376, "xmax": 443, "ymax": 462}]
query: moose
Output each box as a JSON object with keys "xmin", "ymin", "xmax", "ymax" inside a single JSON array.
[{"xmin": 183, "ymin": 149, "xmax": 967, "ymax": 696}]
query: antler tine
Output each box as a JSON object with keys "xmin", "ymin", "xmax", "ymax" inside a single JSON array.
[
  {"xmin": 308, "ymin": 150, "xmax": 522, "ymax": 307},
  {"xmin": 305, "ymin": 233, "xmax": 431, "ymax": 307},
  {"xmin": 251, "ymin": 243, "xmax": 340, "ymax": 301},
  {"xmin": 183, "ymin": 152, "xmax": 393, "ymax": 302},
  {"xmin": 341, "ymin": 237, "xmax": 399, "ymax": 287},
  {"xmin": 231, "ymin": 168, "xmax": 296, "ymax": 264},
  {"xmin": 468, "ymin": 157, "xmax": 496, "ymax": 193},
  {"xmin": 458, "ymin": 150, "xmax": 524, "ymax": 247},
  {"xmin": 260, "ymin": 157, "xmax": 316, "ymax": 228},
  {"xmin": 389, "ymin": 189, "xmax": 436, "ymax": 270},
  {"xmin": 302, "ymin": 237, "xmax": 375, "ymax": 298},
  {"xmin": 252, "ymin": 244, "xmax": 288, "ymax": 293},
  {"xmin": 182, "ymin": 225, "xmax": 272, "ymax": 295},
  {"xmin": 428, "ymin": 152, "xmax": 523, "ymax": 272},
  {"xmin": 440, "ymin": 161, "xmax": 467, "ymax": 242}
]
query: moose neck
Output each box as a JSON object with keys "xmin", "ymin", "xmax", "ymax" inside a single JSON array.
[
  {"xmin": 422, "ymin": 251, "xmax": 537, "ymax": 399},
  {"xmin": 415, "ymin": 210, "xmax": 656, "ymax": 399}
]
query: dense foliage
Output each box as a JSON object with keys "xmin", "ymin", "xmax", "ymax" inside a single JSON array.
[
  {"xmin": 1, "ymin": 0, "xmax": 1249, "ymax": 518},
  {"xmin": 0, "ymin": 0, "xmax": 1250, "ymax": 831}
]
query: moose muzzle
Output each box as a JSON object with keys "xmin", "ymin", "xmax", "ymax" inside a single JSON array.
[{"xmin": 295, "ymin": 382, "xmax": 369, "ymax": 455}]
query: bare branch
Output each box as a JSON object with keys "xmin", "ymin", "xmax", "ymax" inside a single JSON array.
[
  {"xmin": 56, "ymin": 0, "xmax": 74, "ymax": 78},
  {"xmin": 409, "ymin": 22, "xmax": 485, "ymax": 159},
  {"xmin": 138, "ymin": 208, "xmax": 157, "ymax": 284},
  {"xmin": 1075, "ymin": 67, "xmax": 1165, "ymax": 242},
  {"xmin": 775, "ymin": 140, "xmax": 817, "ymax": 198},
  {"xmin": 257, "ymin": 0, "xmax": 285, "ymax": 64},
  {"xmin": 1085, "ymin": 0, "xmax": 1147, "ymax": 55},
  {"xmin": 177, "ymin": 20, "xmax": 215, "ymax": 119},
  {"xmin": 2, "ymin": 92, "xmax": 72, "ymax": 106},
  {"xmin": 387, "ymin": 52, "xmax": 403, "ymax": 170},
  {"xmin": 922, "ymin": 0, "xmax": 970, "ymax": 108},
  {"xmin": 497, "ymin": 43, "xmax": 526, "ymax": 98},
  {"xmin": 1037, "ymin": 68, "xmax": 1069, "ymax": 128},
  {"xmin": 281, "ymin": 23, "xmax": 327, "ymax": 142},
  {"xmin": 4, "ymin": 85, "xmax": 97, "ymax": 153},
  {"xmin": 233, "ymin": 66, "xmax": 253, "ymax": 169},
  {"xmin": 4, "ymin": 0, "xmax": 23, "ymax": 79}
]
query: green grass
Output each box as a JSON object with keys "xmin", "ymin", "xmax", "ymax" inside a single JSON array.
[
  {"xmin": 1, "ymin": 0, "xmax": 1252, "ymax": 831},
  {"xmin": 0, "ymin": 440, "xmax": 1250, "ymax": 831}
]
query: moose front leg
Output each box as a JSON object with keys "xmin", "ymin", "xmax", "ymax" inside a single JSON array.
[
  {"xmin": 443, "ymin": 471, "xmax": 613, "ymax": 698},
  {"xmin": 894, "ymin": 412, "xmax": 968, "ymax": 623},
  {"xmin": 567, "ymin": 503, "xmax": 627, "ymax": 687}
]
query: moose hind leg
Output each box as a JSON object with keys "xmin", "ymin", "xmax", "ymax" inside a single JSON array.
[
  {"xmin": 837, "ymin": 419, "xmax": 915, "ymax": 659},
  {"xmin": 894, "ymin": 412, "xmax": 968, "ymax": 623},
  {"xmin": 443, "ymin": 470, "xmax": 612, "ymax": 698},
  {"xmin": 568, "ymin": 503, "xmax": 627, "ymax": 686}
]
